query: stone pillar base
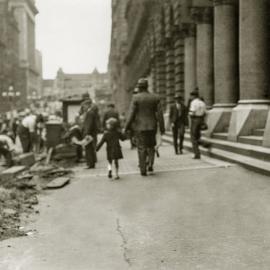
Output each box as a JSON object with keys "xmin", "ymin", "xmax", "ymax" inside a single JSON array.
[
  {"xmin": 228, "ymin": 100, "xmax": 270, "ymax": 142},
  {"xmin": 263, "ymin": 111, "xmax": 270, "ymax": 147},
  {"xmin": 206, "ymin": 104, "xmax": 235, "ymax": 137},
  {"xmin": 164, "ymin": 112, "xmax": 170, "ymax": 131}
]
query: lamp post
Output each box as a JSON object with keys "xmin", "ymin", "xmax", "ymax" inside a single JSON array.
[
  {"xmin": 2, "ymin": 85, "xmax": 21, "ymax": 113},
  {"xmin": 1, "ymin": 85, "xmax": 21, "ymax": 125}
]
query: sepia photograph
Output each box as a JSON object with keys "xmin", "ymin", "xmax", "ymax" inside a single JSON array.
[{"xmin": 1, "ymin": 0, "xmax": 270, "ymax": 269}]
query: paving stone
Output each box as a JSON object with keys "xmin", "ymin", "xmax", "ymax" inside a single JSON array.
[
  {"xmin": 46, "ymin": 177, "xmax": 70, "ymax": 189},
  {"xmin": 0, "ymin": 166, "xmax": 27, "ymax": 183},
  {"xmin": 15, "ymin": 153, "xmax": 36, "ymax": 167}
]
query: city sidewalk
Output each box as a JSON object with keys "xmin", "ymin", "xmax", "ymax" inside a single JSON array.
[
  {"xmin": 74, "ymin": 140, "xmax": 232, "ymax": 178},
  {"xmin": 1, "ymin": 141, "xmax": 270, "ymax": 270}
]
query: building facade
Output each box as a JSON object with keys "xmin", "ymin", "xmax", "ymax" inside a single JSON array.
[
  {"xmin": 109, "ymin": 0, "xmax": 270, "ymax": 147},
  {"xmin": 0, "ymin": 0, "xmax": 21, "ymax": 113},
  {"xmin": 109, "ymin": 0, "xmax": 129, "ymax": 114},
  {"xmin": 53, "ymin": 68, "xmax": 110, "ymax": 102},
  {"xmin": 9, "ymin": 0, "xmax": 40, "ymax": 106}
]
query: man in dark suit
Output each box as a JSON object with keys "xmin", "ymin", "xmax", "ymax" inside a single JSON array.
[
  {"xmin": 102, "ymin": 103, "xmax": 119, "ymax": 130},
  {"xmin": 82, "ymin": 99, "xmax": 99, "ymax": 169},
  {"xmin": 125, "ymin": 78, "xmax": 165, "ymax": 176},
  {"xmin": 169, "ymin": 95, "xmax": 187, "ymax": 155}
]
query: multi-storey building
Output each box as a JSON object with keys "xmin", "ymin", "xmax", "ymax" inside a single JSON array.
[
  {"xmin": 0, "ymin": 0, "xmax": 21, "ymax": 113},
  {"xmin": 108, "ymin": 0, "xmax": 129, "ymax": 114},
  {"xmin": 110, "ymin": 0, "xmax": 270, "ymax": 149},
  {"xmin": 53, "ymin": 68, "xmax": 110, "ymax": 102},
  {"xmin": 9, "ymin": 0, "xmax": 40, "ymax": 106}
]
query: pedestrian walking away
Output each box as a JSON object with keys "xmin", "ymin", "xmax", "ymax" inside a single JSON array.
[
  {"xmin": 169, "ymin": 94, "xmax": 187, "ymax": 155},
  {"xmin": 125, "ymin": 78, "xmax": 165, "ymax": 176},
  {"xmin": 97, "ymin": 118, "xmax": 126, "ymax": 180},
  {"xmin": 189, "ymin": 90, "xmax": 210, "ymax": 159}
]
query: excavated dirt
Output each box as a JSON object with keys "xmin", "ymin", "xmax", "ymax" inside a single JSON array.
[{"xmin": 0, "ymin": 162, "xmax": 73, "ymax": 241}]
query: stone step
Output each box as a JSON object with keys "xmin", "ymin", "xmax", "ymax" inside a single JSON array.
[
  {"xmin": 164, "ymin": 132, "xmax": 270, "ymax": 162},
  {"xmin": 212, "ymin": 133, "xmax": 228, "ymax": 140},
  {"xmin": 0, "ymin": 166, "xmax": 27, "ymax": 183},
  {"xmin": 253, "ymin": 129, "xmax": 265, "ymax": 137},
  {"xmin": 14, "ymin": 153, "xmax": 36, "ymax": 167},
  {"xmin": 238, "ymin": 135, "xmax": 263, "ymax": 146},
  {"xmin": 163, "ymin": 134, "xmax": 270, "ymax": 176}
]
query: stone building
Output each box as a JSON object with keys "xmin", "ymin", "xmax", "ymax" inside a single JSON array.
[
  {"xmin": 109, "ymin": 0, "xmax": 270, "ymax": 148},
  {"xmin": 109, "ymin": 0, "xmax": 129, "ymax": 114},
  {"xmin": 0, "ymin": 0, "xmax": 21, "ymax": 113},
  {"xmin": 9, "ymin": 0, "xmax": 40, "ymax": 106},
  {"xmin": 54, "ymin": 68, "xmax": 110, "ymax": 102},
  {"xmin": 34, "ymin": 49, "xmax": 43, "ymax": 99}
]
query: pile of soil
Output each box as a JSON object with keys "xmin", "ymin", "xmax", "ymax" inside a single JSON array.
[
  {"xmin": 0, "ymin": 184, "xmax": 38, "ymax": 241},
  {"xmin": 0, "ymin": 162, "xmax": 73, "ymax": 241}
]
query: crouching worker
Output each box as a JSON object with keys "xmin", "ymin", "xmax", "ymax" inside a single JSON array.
[
  {"xmin": 96, "ymin": 118, "xmax": 126, "ymax": 180},
  {"xmin": 0, "ymin": 134, "xmax": 15, "ymax": 167},
  {"xmin": 63, "ymin": 123, "xmax": 83, "ymax": 163}
]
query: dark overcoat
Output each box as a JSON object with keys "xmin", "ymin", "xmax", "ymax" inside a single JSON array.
[
  {"xmin": 169, "ymin": 103, "xmax": 187, "ymax": 126},
  {"xmin": 96, "ymin": 131, "xmax": 126, "ymax": 160},
  {"xmin": 125, "ymin": 91, "xmax": 165, "ymax": 133}
]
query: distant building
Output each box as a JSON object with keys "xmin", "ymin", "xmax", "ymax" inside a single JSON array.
[
  {"xmin": 35, "ymin": 50, "xmax": 43, "ymax": 98},
  {"xmin": 54, "ymin": 68, "xmax": 110, "ymax": 102},
  {"xmin": 9, "ymin": 0, "xmax": 40, "ymax": 105},
  {"xmin": 42, "ymin": 79, "xmax": 55, "ymax": 98},
  {"xmin": 0, "ymin": 0, "xmax": 21, "ymax": 113}
]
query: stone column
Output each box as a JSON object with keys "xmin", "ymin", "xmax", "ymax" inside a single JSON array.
[
  {"xmin": 183, "ymin": 24, "xmax": 197, "ymax": 105},
  {"xmin": 192, "ymin": 7, "xmax": 214, "ymax": 108},
  {"xmin": 165, "ymin": 39, "xmax": 175, "ymax": 110},
  {"xmin": 207, "ymin": 0, "xmax": 239, "ymax": 136},
  {"xmin": 155, "ymin": 51, "xmax": 166, "ymax": 109},
  {"xmin": 174, "ymin": 28, "xmax": 184, "ymax": 97},
  {"xmin": 228, "ymin": 0, "xmax": 270, "ymax": 142}
]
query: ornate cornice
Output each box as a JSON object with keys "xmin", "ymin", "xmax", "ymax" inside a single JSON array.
[{"xmin": 191, "ymin": 6, "xmax": 213, "ymax": 24}]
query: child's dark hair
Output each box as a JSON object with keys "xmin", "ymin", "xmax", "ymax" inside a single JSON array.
[{"xmin": 106, "ymin": 118, "xmax": 118, "ymax": 130}]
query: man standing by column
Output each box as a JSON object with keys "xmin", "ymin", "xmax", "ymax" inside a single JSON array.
[
  {"xmin": 169, "ymin": 95, "xmax": 187, "ymax": 155},
  {"xmin": 125, "ymin": 78, "xmax": 165, "ymax": 176},
  {"xmin": 189, "ymin": 91, "xmax": 208, "ymax": 159}
]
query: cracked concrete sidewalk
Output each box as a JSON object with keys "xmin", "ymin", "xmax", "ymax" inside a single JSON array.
[{"xmin": 1, "ymin": 142, "xmax": 270, "ymax": 269}]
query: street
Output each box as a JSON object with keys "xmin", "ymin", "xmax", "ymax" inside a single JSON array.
[{"xmin": 1, "ymin": 142, "xmax": 270, "ymax": 270}]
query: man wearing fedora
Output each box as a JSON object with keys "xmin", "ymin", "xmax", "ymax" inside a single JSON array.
[
  {"xmin": 125, "ymin": 78, "xmax": 165, "ymax": 176},
  {"xmin": 169, "ymin": 94, "xmax": 187, "ymax": 155}
]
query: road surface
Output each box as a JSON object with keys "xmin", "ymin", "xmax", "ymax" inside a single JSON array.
[{"xmin": 1, "ymin": 142, "xmax": 270, "ymax": 270}]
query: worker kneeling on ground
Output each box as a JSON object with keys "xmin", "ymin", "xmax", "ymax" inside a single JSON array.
[{"xmin": 0, "ymin": 134, "xmax": 16, "ymax": 168}]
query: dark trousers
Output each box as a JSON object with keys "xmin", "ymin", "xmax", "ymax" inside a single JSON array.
[
  {"xmin": 0, "ymin": 146, "xmax": 13, "ymax": 167},
  {"xmin": 172, "ymin": 124, "xmax": 185, "ymax": 153},
  {"xmin": 136, "ymin": 130, "xmax": 156, "ymax": 174},
  {"xmin": 190, "ymin": 117, "xmax": 203, "ymax": 157},
  {"xmin": 85, "ymin": 143, "xmax": 96, "ymax": 168},
  {"xmin": 76, "ymin": 145, "xmax": 83, "ymax": 161},
  {"xmin": 18, "ymin": 126, "xmax": 31, "ymax": 153},
  {"xmin": 85, "ymin": 136, "xmax": 97, "ymax": 168}
]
